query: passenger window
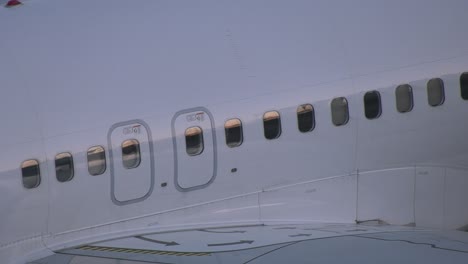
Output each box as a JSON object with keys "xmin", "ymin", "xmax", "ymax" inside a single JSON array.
[
  {"xmin": 87, "ymin": 146, "xmax": 106, "ymax": 176},
  {"xmin": 364, "ymin": 91, "xmax": 382, "ymax": 119},
  {"xmin": 395, "ymin": 84, "xmax": 413, "ymax": 113},
  {"xmin": 297, "ymin": 104, "xmax": 315, "ymax": 132},
  {"xmin": 263, "ymin": 111, "xmax": 281, "ymax": 139},
  {"xmin": 427, "ymin": 78, "xmax": 445, "ymax": 106},
  {"xmin": 55, "ymin": 152, "xmax": 74, "ymax": 182},
  {"xmin": 460, "ymin": 72, "xmax": 468, "ymax": 100},
  {"xmin": 185, "ymin": 127, "xmax": 204, "ymax": 156},
  {"xmin": 331, "ymin": 97, "xmax": 349, "ymax": 126},
  {"xmin": 225, "ymin": 118, "xmax": 243, "ymax": 147},
  {"xmin": 122, "ymin": 139, "xmax": 141, "ymax": 169},
  {"xmin": 21, "ymin": 159, "xmax": 40, "ymax": 189}
]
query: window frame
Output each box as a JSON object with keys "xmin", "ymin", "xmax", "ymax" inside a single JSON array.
[
  {"xmin": 460, "ymin": 72, "xmax": 468, "ymax": 100},
  {"xmin": 427, "ymin": 78, "xmax": 445, "ymax": 107},
  {"xmin": 363, "ymin": 91, "xmax": 382, "ymax": 119},
  {"xmin": 331, "ymin": 97, "xmax": 349, "ymax": 126},
  {"xmin": 21, "ymin": 159, "xmax": 41, "ymax": 189},
  {"xmin": 395, "ymin": 84, "xmax": 414, "ymax": 113},
  {"xmin": 185, "ymin": 126, "xmax": 205, "ymax": 156},
  {"xmin": 55, "ymin": 152, "xmax": 74, "ymax": 183},
  {"xmin": 87, "ymin": 145, "xmax": 107, "ymax": 176},
  {"xmin": 121, "ymin": 139, "xmax": 141, "ymax": 169},
  {"xmin": 225, "ymin": 118, "xmax": 243, "ymax": 148},
  {"xmin": 297, "ymin": 104, "xmax": 315, "ymax": 133},
  {"xmin": 263, "ymin": 111, "xmax": 282, "ymax": 140}
]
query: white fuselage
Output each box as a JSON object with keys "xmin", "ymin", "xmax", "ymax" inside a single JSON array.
[{"xmin": 2, "ymin": 0, "xmax": 468, "ymax": 263}]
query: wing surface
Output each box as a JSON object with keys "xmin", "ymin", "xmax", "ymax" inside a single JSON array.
[{"xmin": 31, "ymin": 223, "xmax": 468, "ymax": 264}]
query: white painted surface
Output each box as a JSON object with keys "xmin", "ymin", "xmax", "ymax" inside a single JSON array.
[
  {"xmin": 358, "ymin": 168, "xmax": 415, "ymax": 225},
  {"xmin": 52, "ymin": 224, "xmax": 468, "ymax": 264},
  {"xmin": 0, "ymin": 140, "xmax": 48, "ymax": 245},
  {"xmin": 1, "ymin": 1, "xmax": 468, "ymax": 263},
  {"xmin": 260, "ymin": 175, "xmax": 357, "ymax": 223},
  {"xmin": 445, "ymin": 168, "xmax": 468, "ymax": 229},
  {"xmin": 414, "ymin": 167, "xmax": 445, "ymax": 229},
  {"xmin": 90, "ymin": 224, "xmax": 420, "ymax": 253}
]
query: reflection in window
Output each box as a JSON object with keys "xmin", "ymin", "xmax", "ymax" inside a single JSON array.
[
  {"xmin": 55, "ymin": 152, "xmax": 74, "ymax": 182},
  {"xmin": 297, "ymin": 104, "xmax": 315, "ymax": 132},
  {"xmin": 460, "ymin": 73, "xmax": 468, "ymax": 100},
  {"xmin": 395, "ymin": 84, "xmax": 413, "ymax": 113},
  {"xmin": 87, "ymin": 146, "xmax": 106, "ymax": 176},
  {"xmin": 21, "ymin": 159, "xmax": 40, "ymax": 189},
  {"xmin": 185, "ymin": 127, "xmax": 204, "ymax": 156},
  {"xmin": 263, "ymin": 111, "xmax": 281, "ymax": 140},
  {"xmin": 427, "ymin": 78, "xmax": 445, "ymax": 107},
  {"xmin": 331, "ymin": 97, "xmax": 349, "ymax": 126},
  {"xmin": 364, "ymin": 91, "xmax": 382, "ymax": 119},
  {"xmin": 225, "ymin": 118, "xmax": 243, "ymax": 147},
  {"xmin": 122, "ymin": 139, "xmax": 141, "ymax": 169}
]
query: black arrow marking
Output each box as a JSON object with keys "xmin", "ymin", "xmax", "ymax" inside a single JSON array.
[
  {"xmin": 353, "ymin": 235, "xmax": 468, "ymax": 254},
  {"xmin": 289, "ymin": 234, "xmax": 312, "ymax": 238},
  {"xmin": 198, "ymin": 229, "xmax": 246, "ymax": 234},
  {"xmin": 274, "ymin": 227, "xmax": 297, "ymax": 230},
  {"xmin": 301, "ymin": 228, "xmax": 341, "ymax": 234},
  {"xmin": 135, "ymin": 236, "xmax": 179, "ymax": 246},
  {"xmin": 346, "ymin": 229, "xmax": 368, "ymax": 232},
  {"xmin": 207, "ymin": 240, "xmax": 254, "ymax": 247}
]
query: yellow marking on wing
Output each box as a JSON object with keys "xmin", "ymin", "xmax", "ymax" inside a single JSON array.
[{"xmin": 76, "ymin": 245, "xmax": 211, "ymax": 257}]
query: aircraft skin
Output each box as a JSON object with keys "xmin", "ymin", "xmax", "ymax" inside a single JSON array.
[{"xmin": 2, "ymin": 0, "xmax": 468, "ymax": 263}]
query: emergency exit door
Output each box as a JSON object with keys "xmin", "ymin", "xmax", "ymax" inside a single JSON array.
[
  {"xmin": 108, "ymin": 120, "xmax": 154, "ymax": 205},
  {"xmin": 172, "ymin": 107, "xmax": 217, "ymax": 191}
]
